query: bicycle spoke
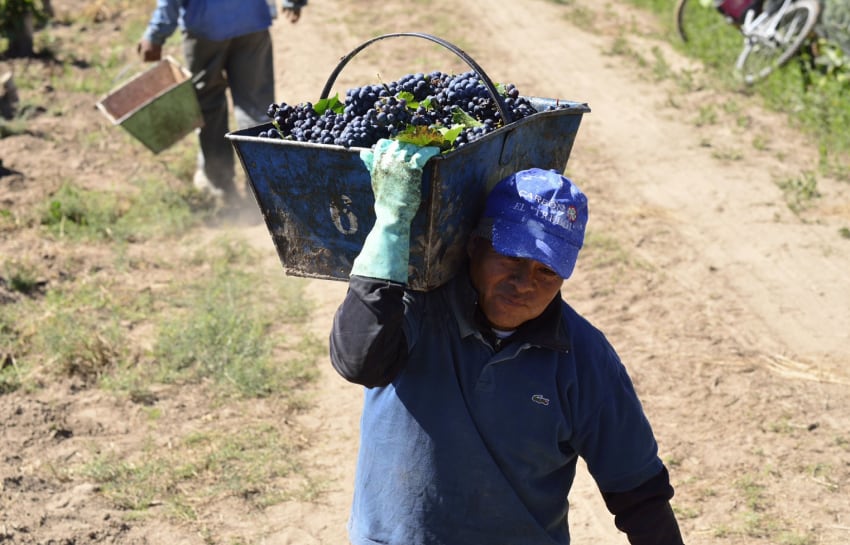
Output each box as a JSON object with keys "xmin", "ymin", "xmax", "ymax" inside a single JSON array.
[
  {"xmin": 738, "ymin": 40, "xmax": 781, "ymax": 84},
  {"xmin": 775, "ymin": 10, "xmax": 808, "ymax": 44}
]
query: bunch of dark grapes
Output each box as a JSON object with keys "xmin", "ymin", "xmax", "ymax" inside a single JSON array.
[{"xmin": 258, "ymin": 71, "xmax": 565, "ymax": 150}]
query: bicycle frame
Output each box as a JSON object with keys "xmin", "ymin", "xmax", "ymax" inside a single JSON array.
[
  {"xmin": 739, "ymin": 0, "xmax": 794, "ymax": 41},
  {"xmin": 734, "ymin": 0, "xmax": 820, "ymax": 84}
]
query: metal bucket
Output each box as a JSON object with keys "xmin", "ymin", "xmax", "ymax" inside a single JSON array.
[
  {"xmin": 227, "ymin": 33, "xmax": 590, "ymax": 291},
  {"xmin": 96, "ymin": 57, "xmax": 203, "ymax": 154}
]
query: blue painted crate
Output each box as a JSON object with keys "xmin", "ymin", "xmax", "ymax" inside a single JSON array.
[
  {"xmin": 226, "ymin": 33, "xmax": 589, "ymax": 291},
  {"xmin": 228, "ymin": 97, "xmax": 588, "ymax": 291}
]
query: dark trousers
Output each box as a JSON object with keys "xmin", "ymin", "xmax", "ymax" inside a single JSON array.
[{"xmin": 183, "ymin": 28, "xmax": 274, "ymax": 193}]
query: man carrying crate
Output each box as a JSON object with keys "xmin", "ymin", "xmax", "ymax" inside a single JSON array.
[{"xmin": 329, "ymin": 139, "xmax": 686, "ymax": 545}]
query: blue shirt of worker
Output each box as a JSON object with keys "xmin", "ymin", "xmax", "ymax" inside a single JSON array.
[
  {"xmin": 141, "ymin": 0, "xmax": 306, "ymax": 44},
  {"xmin": 330, "ymin": 272, "xmax": 683, "ymax": 545}
]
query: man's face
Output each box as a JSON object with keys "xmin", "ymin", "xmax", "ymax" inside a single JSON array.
[{"xmin": 467, "ymin": 237, "xmax": 564, "ymax": 330}]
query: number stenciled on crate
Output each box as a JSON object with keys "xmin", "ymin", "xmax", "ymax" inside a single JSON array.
[{"xmin": 329, "ymin": 194, "xmax": 359, "ymax": 235}]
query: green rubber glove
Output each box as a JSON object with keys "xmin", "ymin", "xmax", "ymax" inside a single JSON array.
[{"xmin": 351, "ymin": 139, "xmax": 440, "ymax": 283}]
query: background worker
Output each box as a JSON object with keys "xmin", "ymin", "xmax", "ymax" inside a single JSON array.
[
  {"xmin": 138, "ymin": 0, "xmax": 306, "ymax": 204},
  {"xmin": 329, "ymin": 139, "xmax": 686, "ymax": 545}
]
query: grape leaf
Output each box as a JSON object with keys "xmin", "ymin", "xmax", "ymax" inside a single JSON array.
[
  {"xmin": 314, "ymin": 94, "xmax": 344, "ymax": 115},
  {"xmin": 393, "ymin": 123, "xmax": 466, "ymax": 152},
  {"xmin": 439, "ymin": 125, "xmax": 464, "ymax": 144},
  {"xmin": 395, "ymin": 126, "xmax": 447, "ymax": 148},
  {"xmin": 451, "ymin": 106, "xmax": 483, "ymax": 128},
  {"xmin": 397, "ymin": 91, "xmax": 418, "ymax": 109}
]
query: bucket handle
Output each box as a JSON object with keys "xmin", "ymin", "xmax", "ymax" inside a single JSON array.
[{"xmin": 319, "ymin": 32, "xmax": 514, "ymax": 126}]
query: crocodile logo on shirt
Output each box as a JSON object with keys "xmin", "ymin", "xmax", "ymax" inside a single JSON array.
[{"xmin": 531, "ymin": 394, "xmax": 550, "ymax": 406}]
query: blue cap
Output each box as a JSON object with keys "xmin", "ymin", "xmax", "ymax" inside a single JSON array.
[{"xmin": 479, "ymin": 168, "xmax": 588, "ymax": 279}]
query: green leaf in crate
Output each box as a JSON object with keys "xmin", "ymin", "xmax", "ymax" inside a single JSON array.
[
  {"xmin": 395, "ymin": 126, "xmax": 447, "ymax": 148},
  {"xmin": 314, "ymin": 94, "xmax": 344, "ymax": 115},
  {"xmin": 397, "ymin": 91, "xmax": 419, "ymax": 109},
  {"xmin": 451, "ymin": 106, "xmax": 483, "ymax": 128}
]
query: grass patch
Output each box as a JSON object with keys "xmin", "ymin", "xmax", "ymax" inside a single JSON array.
[
  {"xmin": 778, "ymin": 532, "xmax": 816, "ymax": 545},
  {"xmin": 21, "ymin": 281, "xmax": 135, "ymax": 383},
  {"xmin": 581, "ymin": 229, "xmax": 653, "ymax": 294},
  {"xmin": 0, "ymin": 347, "xmax": 24, "ymax": 394},
  {"xmin": 776, "ymin": 171, "xmax": 821, "ymax": 215},
  {"xmin": 694, "ymin": 104, "xmax": 718, "ymax": 127},
  {"xmin": 6, "ymin": 236, "xmax": 319, "ymax": 402},
  {"xmin": 711, "ymin": 147, "xmax": 744, "ymax": 161},
  {"xmin": 107, "ymin": 237, "xmax": 321, "ymax": 401},
  {"xmin": 79, "ymin": 421, "xmax": 322, "ymax": 518},
  {"xmin": 563, "ymin": 4, "xmax": 597, "ymax": 33},
  {"xmin": 1, "ymin": 258, "xmax": 42, "ymax": 295},
  {"xmin": 0, "ymin": 293, "xmax": 31, "ymax": 393},
  {"xmin": 41, "ymin": 178, "xmax": 202, "ymax": 241},
  {"xmin": 0, "ymin": 118, "xmax": 31, "ymax": 138}
]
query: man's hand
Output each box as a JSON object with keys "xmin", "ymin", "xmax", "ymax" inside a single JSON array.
[
  {"xmin": 361, "ymin": 139, "xmax": 440, "ymax": 227},
  {"xmin": 350, "ymin": 139, "xmax": 440, "ymax": 283},
  {"xmin": 282, "ymin": 6, "xmax": 302, "ymax": 23},
  {"xmin": 137, "ymin": 40, "xmax": 162, "ymax": 62}
]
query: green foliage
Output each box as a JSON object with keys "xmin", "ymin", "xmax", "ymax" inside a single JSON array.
[
  {"xmin": 0, "ymin": 356, "xmax": 22, "ymax": 394},
  {"xmin": 150, "ymin": 241, "xmax": 318, "ymax": 399},
  {"xmin": 777, "ymin": 171, "xmax": 821, "ymax": 214},
  {"xmin": 41, "ymin": 182, "xmax": 120, "ymax": 237},
  {"xmin": 0, "ymin": 118, "xmax": 29, "ymax": 138},
  {"xmin": 0, "ymin": 294, "xmax": 26, "ymax": 394},
  {"xmin": 808, "ymin": 38, "xmax": 850, "ymax": 88},
  {"xmin": 816, "ymin": 0, "xmax": 850, "ymax": 59},
  {"xmin": 0, "ymin": 0, "xmax": 49, "ymax": 55},
  {"xmin": 0, "ymin": 0, "xmax": 49, "ymax": 31},
  {"xmin": 80, "ymin": 423, "xmax": 320, "ymax": 515},
  {"xmin": 395, "ymin": 124, "xmax": 449, "ymax": 147},
  {"xmin": 314, "ymin": 93, "xmax": 345, "ymax": 115},
  {"xmin": 26, "ymin": 283, "xmax": 131, "ymax": 383},
  {"xmin": 2, "ymin": 259, "xmax": 40, "ymax": 294},
  {"xmin": 41, "ymin": 179, "xmax": 199, "ymax": 241},
  {"xmin": 0, "ymin": 301, "xmax": 25, "ymax": 394}
]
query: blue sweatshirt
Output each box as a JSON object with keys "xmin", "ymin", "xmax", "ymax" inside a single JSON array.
[
  {"xmin": 142, "ymin": 0, "xmax": 306, "ymax": 44},
  {"xmin": 330, "ymin": 273, "xmax": 684, "ymax": 545}
]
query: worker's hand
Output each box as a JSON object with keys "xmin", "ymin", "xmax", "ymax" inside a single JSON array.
[
  {"xmin": 350, "ymin": 139, "xmax": 440, "ymax": 283},
  {"xmin": 361, "ymin": 139, "xmax": 440, "ymax": 227},
  {"xmin": 137, "ymin": 40, "xmax": 162, "ymax": 62},
  {"xmin": 282, "ymin": 7, "xmax": 302, "ymax": 23}
]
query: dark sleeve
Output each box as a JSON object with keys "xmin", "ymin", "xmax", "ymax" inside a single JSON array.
[
  {"xmin": 328, "ymin": 275, "xmax": 410, "ymax": 388},
  {"xmin": 601, "ymin": 466, "xmax": 685, "ymax": 545}
]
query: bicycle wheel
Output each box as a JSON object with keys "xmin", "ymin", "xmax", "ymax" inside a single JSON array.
[
  {"xmin": 735, "ymin": 0, "xmax": 821, "ymax": 84},
  {"xmin": 676, "ymin": 0, "xmax": 730, "ymax": 42},
  {"xmin": 675, "ymin": 0, "xmax": 744, "ymax": 73},
  {"xmin": 675, "ymin": 0, "xmax": 694, "ymax": 42}
]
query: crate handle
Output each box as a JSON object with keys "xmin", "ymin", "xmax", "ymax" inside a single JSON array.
[{"xmin": 319, "ymin": 32, "xmax": 514, "ymax": 126}]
